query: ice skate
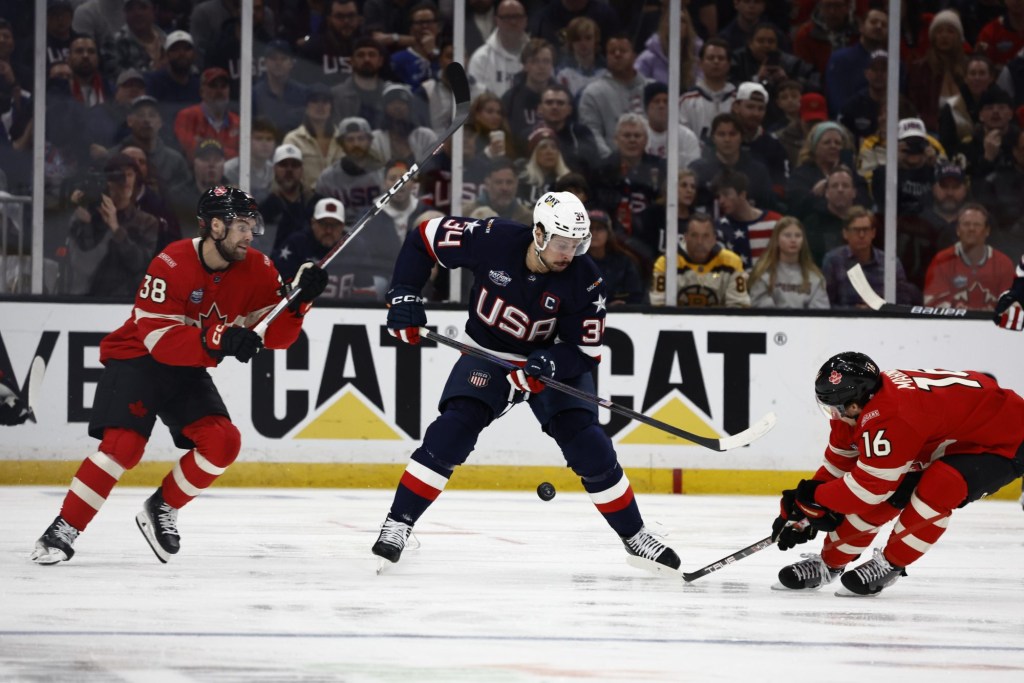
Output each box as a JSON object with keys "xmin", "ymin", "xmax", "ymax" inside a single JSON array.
[
  {"xmin": 31, "ymin": 516, "xmax": 80, "ymax": 565},
  {"xmin": 623, "ymin": 525, "xmax": 681, "ymax": 575},
  {"xmin": 136, "ymin": 489, "xmax": 180, "ymax": 563},
  {"xmin": 836, "ymin": 548, "xmax": 906, "ymax": 596},
  {"xmin": 772, "ymin": 553, "xmax": 843, "ymax": 590},
  {"xmin": 372, "ymin": 515, "xmax": 415, "ymax": 573}
]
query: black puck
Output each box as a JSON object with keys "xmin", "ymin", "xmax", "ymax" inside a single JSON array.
[{"xmin": 537, "ymin": 482, "xmax": 556, "ymax": 501}]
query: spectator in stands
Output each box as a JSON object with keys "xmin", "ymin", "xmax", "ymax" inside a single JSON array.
[
  {"xmin": 531, "ymin": 0, "xmax": 619, "ymax": 62},
  {"xmin": 468, "ymin": 0, "xmax": 529, "ymax": 98},
  {"xmin": 642, "ymin": 82, "xmax": 701, "ymax": 169},
  {"xmin": 364, "ymin": 0, "xmax": 423, "ymax": 50},
  {"xmin": 579, "ymin": 34, "xmax": 649, "ymax": 158},
  {"xmin": 872, "ymin": 118, "xmax": 944, "ymax": 228},
  {"xmin": 144, "ymin": 31, "xmax": 200, "ymax": 130},
  {"xmin": 943, "ymin": 53, "xmax": 998, "ymax": 155},
  {"xmin": 316, "ymin": 116, "xmax": 385, "ymax": 224},
  {"xmin": 838, "ymin": 49, "xmax": 888, "ymax": 147},
  {"xmin": 84, "ymin": 68, "xmax": 147, "ymax": 159},
  {"xmin": 296, "ymin": 0, "xmax": 364, "ymax": 86},
  {"xmin": 748, "ymin": 216, "xmax": 830, "ymax": 309},
  {"xmin": 554, "ymin": 16, "xmax": 608, "ymax": 99},
  {"xmin": 254, "ymin": 40, "xmax": 309, "ymax": 138},
  {"xmin": 422, "ymin": 38, "xmax": 480, "ymax": 131},
  {"xmin": 924, "ymin": 203, "xmax": 1015, "ymax": 310},
  {"xmin": 535, "ymin": 83, "xmax": 602, "ymax": 176},
  {"xmin": 973, "ymin": 125, "xmax": 1024, "ymax": 258},
  {"xmin": 73, "ymin": 0, "xmax": 125, "ymax": 51},
  {"xmin": 0, "ymin": 57, "xmax": 32, "ymax": 193},
  {"xmin": 857, "ymin": 97, "xmax": 930, "ymax": 184},
  {"xmin": 822, "ymin": 206, "xmax": 920, "ymax": 307},
  {"xmin": 976, "ymin": 0, "xmax": 1024, "ymax": 67},
  {"xmin": 518, "ymin": 127, "xmax": 571, "ymax": 204},
  {"xmin": 718, "ymin": 0, "xmax": 768, "ymax": 53},
  {"xmin": 680, "ymin": 38, "xmax": 735, "ymax": 143},
  {"xmin": 181, "ymin": 138, "xmax": 228, "ymax": 212},
  {"xmin": 636, "ymin": 169, "xmax": 704, "ymax": 273},
  {"xmin": 635, "ymin": 6, "xmax": 700, "ymax": 90},
  {"xmin": 714, "ymin": 169, "xmax": 782, "ymax": 267},
  {"xmin": 465, "ymin": 157, "xmax": 532, "ymax": 223},
  {"xmin": 328, "ymin": 38, "xmax": 393, "ymax": 132},
  {"xmin": 906, "ymin": 10, "xmax": 967, "ymax": 134},
  {"xmin": 65, "ymin": 153, "xmax": 159, "ymax": 297},
  {"xmin": 121, "ymin": 143, "xmax": 181, "ymax": 251},
  {"xmin": 463, "ymin": 0, "xmax": 497, "ymax": 57},
  {"xmin": 801, "ymin": 164, "xmax": 857, "ymax": 265},
  {"xmin": 389, "ymin": 1, "xmax": 444, "ymax": 95},
  {"xmin": 283, "ymin": 85, "xmax": 343, "ymax": 192},
  {"xmin": 67, "ymin": 35, "xmax": 110, "ymax": 108},
  {"xmin": 112, "ymin": 95, "xmax": 192, "ymax": 215},
  {"xmin": 963, "ymin": 85, "xmax": 1017, "ymax": 173},
  {"xmin": 586, "ymin": 209, "xmax": 647, "ymax": 305},
  {"xmin": 729, "ymin": 24, "xmax": 820, "ymax": 130},
  {"xmin": 174, "ymin": 67, "xmax": 239, "ymax": 163},
  {"xmin": 593, "ymin": 113, "xmax": 665, "ymax": 256},
  {"xmin": 771, "ymin": 78, "xmax": 803, "ymax": 134},
  {"xmin": 786, "ymin": 120, "xmax": 865, "ymax": 219},
  {"xmin": 825, "ymin": 6, "xmax": 889, "ymax": 116},
  {"xmin": 0, "ymin": 19, "xmax": 29, "ymax": 92},
  {"xmin": 465, "ymin": 91, "xmax": 515, "ymax": 162},
  {"xmin": 103, "ymin": 0, "xmax": 166, "ymax": 80},
  {"xmin": 502, "ymin": 38, "xmax": 557, "ymax": 153},
  {"xmin": 188, "ymin": 0, "xmax": 275, "ymax": 68},
  {"xmin": 792, "ymin": 0, "xmax": 858, "ymax": 78},
  {"xmin": 260, "ymin": 143, "xmax": 316, "ymax": 254},
  {"xmin": 650, "ymin": 212, "xmax": 750, "ymax": 308},
  {"xmin": 731, "ymin": 81, "xmax": 789, "ymax": 198},
  {"xmin": 919, "ymin": 160, "xmax": 970, "ymax": 253},
  {"xmin": 778, "ymin": 89, "xmax": 823, "ymax": 168},
  {"xmin": 690, "ymin": 112, "xmax": 773, "ymax": 212},
  {"xmin": 203, "ymin": 4, "xmax": 274, "ymax": 99},
  {"xmin": 371, "ymin": 83, "xmax": 439, "ymax": 165},
  {"xmin": 223, "ymin": 118, "xmax": 276, "ymax": 203},
  {"xmin": 44, "ymin": 1, "xmax": 75, "ymax": 74}
]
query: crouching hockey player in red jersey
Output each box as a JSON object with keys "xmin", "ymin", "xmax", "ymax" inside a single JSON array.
[
  {"xmin": 770, "ymin": 352, "xmax": 1024, "ymax": 595},
  {"xmin": 372, "ymin": 191, "xmax": 681, "ymax": 572},
  {"xmin": 31, "ymin": 186, "xmax": 327, "ymax": 564}
]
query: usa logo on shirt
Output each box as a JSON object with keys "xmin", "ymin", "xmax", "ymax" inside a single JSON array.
[{"xmin": 469, "ymin": 370, "xmax": 490, "ymax": 388}]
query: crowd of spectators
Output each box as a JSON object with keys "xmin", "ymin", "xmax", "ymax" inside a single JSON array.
[{"xmin": 0, "ymin": 0, "xmax": 1020, "ymax": 309}]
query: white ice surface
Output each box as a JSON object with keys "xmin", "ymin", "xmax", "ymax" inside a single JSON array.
[{"xmin": 2, "ymin": 487, "xmax": 1023, "ymax": 682}]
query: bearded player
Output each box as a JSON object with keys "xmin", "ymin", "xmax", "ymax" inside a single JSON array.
[
  {"xmin": 372, "ymin": 190, "xmax": 681, "ymax": 573},
  {"xmin": 31, "ymin": 186, "xmax": 328, "ymax": 564}
]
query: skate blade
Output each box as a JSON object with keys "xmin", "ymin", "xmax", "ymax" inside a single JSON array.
[
  {"xmin": 375, "ymin": 558, "xmax": 390, "ymax": 575},
  {"xmin": 626, "ymin": 555, "xmax": 681, "ymax": 577},
  {"xmin": 30, "ymin": 545, "xmax": 68, "ymax": 565},
  {"xmin": 833, "ymin": 585, "xmax": 878, "ymax": 598},
  {"xmin": 135, "ymin": 512, "xmax": 170, "ymax": 564},
  {"xmin": 770, "ymin": 581, "xmax": 829, "ymax": 592}
]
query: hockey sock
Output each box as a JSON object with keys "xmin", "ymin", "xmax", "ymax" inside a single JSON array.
[
  {"xmin": 389, "ymin": 448, "xmax": 452, "ymax": 525},
  {"xmin": 161, "ymin": 416, "xmax": 241, "ymax": 509},
  {"xmin": 884, "ymin": 461, "xmax": 965, "ymax": 568},
  {"xmin": 821, "ymin": 502, "xmax": 900, "ymax": 569},
  {"xmin": 582, "ymin": 464, "xmax": 642, "ymax": 538},
  {"xmin": 59, "ymin": 428, "xmax": 147, "ymax": 531}
]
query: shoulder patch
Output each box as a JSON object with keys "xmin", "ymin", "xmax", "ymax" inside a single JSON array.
[{"xmin": 158, "ymin": 252, "xmax": 177, "ymax": 268}]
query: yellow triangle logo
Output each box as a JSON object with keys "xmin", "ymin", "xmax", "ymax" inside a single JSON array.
[
  {"xmin": 617, "ymin": 392, "xmax": 721, "ymax": 446},
  {"xmin": 294, "ymin": 388, "xmax": 405, "ymax": 440}
]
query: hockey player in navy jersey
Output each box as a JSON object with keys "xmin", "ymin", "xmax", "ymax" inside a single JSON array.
[{"xmin": 373, "ymin": 191, "xmax": 681, "ymax": 571}]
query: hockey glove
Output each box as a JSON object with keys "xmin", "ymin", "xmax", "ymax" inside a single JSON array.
[
  {"xmin": 288, "ymin": 262, "xmax": 328, "ymax": 310},
  {"xmin": 994, "ymin": 290, "xmax": 1024, "ymax": 331},
  {"xmin": 779, "ymin": 479, "xmax": 844, "ymax": 533},
  {"xmin": 771, "ymin": 515, "xmax": 817, "ymax": 551},
  {"xmin": 507, "ymin": 350, "xmax": 556, "ymax": 394},
  {"xmin": 202, "ymin": 325, "xmax": 264, "ymax": 363},
  {"xmin": 386, "ymin": 286, "xmax": 426, "ymax": 344}
]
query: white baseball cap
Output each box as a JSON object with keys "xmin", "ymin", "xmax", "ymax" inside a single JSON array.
[
  {"xmin": 897, "ymin": 117, "xmax": 927, "ymax": 141},
  {"xmin": 313, "ymin": 198, "xmax": 345, "ymax": 223},
  {"xmin": 735, "ymin": 81, "xmax": 769, "ymax": 104},
  {"xmin": 164, "ymin": 30, "xmax": 193, "ymax": 50},
  {"xmin": 272, "ymin": 143, "xmax": 303, "ymax": 164}
]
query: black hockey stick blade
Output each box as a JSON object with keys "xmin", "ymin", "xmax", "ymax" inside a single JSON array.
[
  {"xmin": 254, "ymin": 63, "xmax": 473, "ymax": 337},
  {"xmin": 23, "ymin": 355, "xmax": 44, "ymax": 423},
  {"xmin": 421, "ymin": 328, "xmax": 776, "ymax": 452},
  {"xmin": 847, "ymin": 264, "xmax": 991, "ymax": 320},
  {"xmin": 682, "ymin": 535, "xmax": 775, "ymax": 582}
]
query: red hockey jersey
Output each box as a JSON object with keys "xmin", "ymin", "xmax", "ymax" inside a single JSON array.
[
  {"xmin": 813, "ymin": 368, "xmax": 1024, "ymax": 515},
  {"xmin": 100, "ymin": 238, "xmax": 305, "ymax": 367}
]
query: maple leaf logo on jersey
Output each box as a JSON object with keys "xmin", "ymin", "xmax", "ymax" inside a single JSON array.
[
  {"xmin": 198, "ymin": 302, "xmax": 228, "ymax": 330},
  {"xmin": 213, "ymin": 186, "xmax": 228, "ymax": 196},
  {"xmin": 128, "ymin": 400, "xmax": 148, "ymax": 418},
  {"xmin": 828, "ymin": 370, "xmax": 843, "ymax": 385}
]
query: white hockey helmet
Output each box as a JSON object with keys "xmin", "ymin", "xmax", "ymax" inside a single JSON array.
[{"xmin": 532, "ymin": 191, "xmax": 591, "ymax": 256}]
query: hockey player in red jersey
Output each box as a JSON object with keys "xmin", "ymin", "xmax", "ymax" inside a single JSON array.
[
  {"xmin": 31, "ymin": 186, "xmax": 328, "ymax": 564},
  {"xmin": 771, "ymin": 352, "xmax": 1024, "ymax": 595}
]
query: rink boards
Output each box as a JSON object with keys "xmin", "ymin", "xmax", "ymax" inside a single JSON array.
[{"xmin": 0, "ymin": 301, "xmax": 1019, "ymax": 498}]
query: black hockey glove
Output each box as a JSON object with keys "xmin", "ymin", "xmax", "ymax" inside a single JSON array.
[
  {"xmin": 507, "ymin": 350, "xmax": 556, "ymax": 393},
  {"xmin": 386, "ymin": 286, "xmax": 426, "ymax": 344},
  {"xmin": 780, "ymin": 479, "xmax": 844, "ymax": 532},
  {"xmin": 203, "ymin": 325, "xmax": 264, "ymax": 363},
  {"xmin": 771, "ymin": 515, "xmax": 817, "ymax": 551},
  {"xmin": 287, "ymin": 262, "xmax": 328, "ymax": 311}
]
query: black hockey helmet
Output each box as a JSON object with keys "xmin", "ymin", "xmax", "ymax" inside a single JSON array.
[
  {"xmin": 197, "ymin": 185, "xmax": 264, "ymax": 236},
  {"xmin": 814, "ymin": 351, "xmax": 882, "ymax": 418}
]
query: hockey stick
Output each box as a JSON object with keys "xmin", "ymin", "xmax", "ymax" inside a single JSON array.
[
  {"xmin": 23, "ymin": 355, "xmax": 44, "ymax": 423},
  {"xmin": 847, "ymin": 264, "xmax": 991, "ymax": 320},
  {"xmin": 253, "ymin": 62, "xmax": 472, "ymax": 338},
  {"xmin": 420, "ymin": 328, "xmax": 777, "ymax": 452}
]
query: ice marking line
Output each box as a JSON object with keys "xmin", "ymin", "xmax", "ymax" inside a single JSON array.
[{"xmin": 1, "ymin": 631, "xmax": 1022, "ymax": 652}]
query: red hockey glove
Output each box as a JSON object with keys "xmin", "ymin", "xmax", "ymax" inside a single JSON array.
[{"xmin": 507, "ymin": 350, "xmax": 556, "ymax": 394}]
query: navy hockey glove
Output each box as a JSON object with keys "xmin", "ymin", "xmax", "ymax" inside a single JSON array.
[
  {"xmin": 203, "ymin": 325, "xmax": 263, "ymax": 363},
  {"xmin": 386, "ymin": 286, "xmax": 426, "ymax": 344},
  {"xmin": 288, "ymin": 262, "xmax": 328, "ymax": 309},
  {"xmin": 507, "ymin": 350, "xmax": 556, "ymax": 394},
  {"xmin": 994, "ymin": 290, "xmax": 1024, "ymax": 331}
]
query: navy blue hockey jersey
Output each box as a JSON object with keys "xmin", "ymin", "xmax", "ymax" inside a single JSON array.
[{"xmin": 391, "ymin": 215, "xmax": 608, "ymax": 370}]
